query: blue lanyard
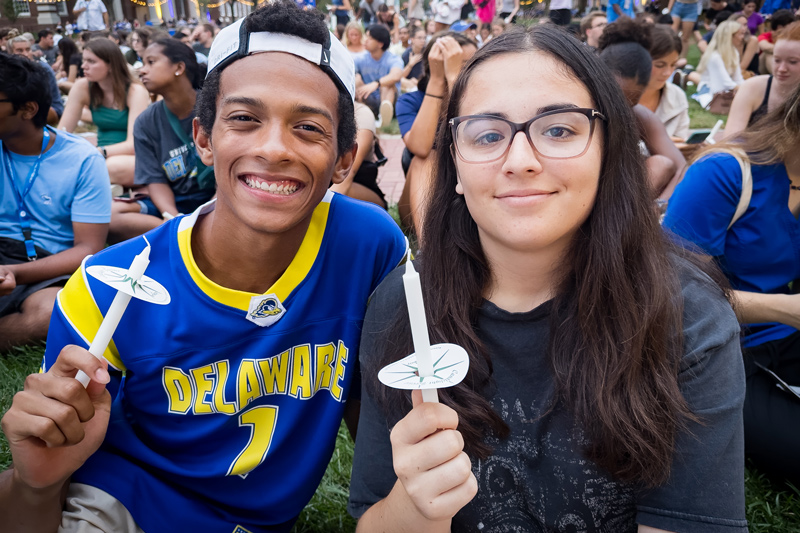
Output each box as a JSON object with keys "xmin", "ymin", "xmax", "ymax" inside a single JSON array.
[{"xmin": 1, "ymin": 128, "xmax": 51, "ymax": 261}]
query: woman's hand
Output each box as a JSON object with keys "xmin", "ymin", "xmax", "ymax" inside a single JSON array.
[
  {"xmin": 439, "ymin": 36, "xmax": 467, "ymax": 89},
  {"xmin": 390, "ymin": 389, "xmax": 477, "ymax": 522},
  {"xmin": 427, "ymin": 39, "xmax": 447, "ymax": 89}
]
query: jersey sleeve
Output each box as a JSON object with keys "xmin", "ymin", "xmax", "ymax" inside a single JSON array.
[
  {"xmin": 71, "ymin": 148, "xmax": 112, "ymax": 224},
  {"xmin": 635, "ymin": 262, "xmax": 747, "ymax": 532},
  {"xmin": 662, "ymin": 153, "xmax": 742, "ymax": 257},
  {"xmin": 43, "ymin": 258, "xmax": 126, "ymax": 397}
]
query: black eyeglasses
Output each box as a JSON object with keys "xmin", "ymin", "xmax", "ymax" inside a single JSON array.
[{"xmin": 449, "ymin": 108, "xmax": 606, "ymax": 163}]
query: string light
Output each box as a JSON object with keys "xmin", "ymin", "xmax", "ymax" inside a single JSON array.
[{"xmin": 127, "ymin": 0, "xmax": 168, "ymax": 7}]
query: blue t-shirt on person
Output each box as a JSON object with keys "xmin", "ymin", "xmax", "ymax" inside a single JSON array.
[
  {"xmin": 396, "ymin": 90, "xmax": 425, "ymax": 138},
  {"xmin": 0, "ymin": 130, "xmax": 111, "ymax": 254},
  {"xmin": 354, "ymin": 51, "xmax": 404, "ymax": 100},
  {"xmin": 663, "ymin": 153, "xmax": 800, "ymax": 348},
  {"xmin": 606, "ymin": 0, "xmax": 634, "ymax": 22}
]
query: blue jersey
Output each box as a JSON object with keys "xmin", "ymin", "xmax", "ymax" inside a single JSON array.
[{"xmin": 43, "ymin": 191, "xmax": 407, "ymax": 533}]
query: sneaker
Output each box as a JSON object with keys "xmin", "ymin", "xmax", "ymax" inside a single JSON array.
[{"xmin": 379, "ymin": 100, "xmax": 393, "ymax": 129}]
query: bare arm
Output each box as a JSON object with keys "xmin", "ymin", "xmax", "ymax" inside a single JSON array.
[
  {"xmin": 724, "ymin": 77, "xmax": 763, "ymax": 138},
  {"xmin": 381, "ymin": 66, "xmax": 404, "ymax": 88},
  {"xmin": 638, "ymin": 526, "xmax": 675, "ymax": 533},
  {"xmin": 103, "ymin": 11, "xmax": 109, "ymax": 28},
  {"xmin": 57, "ymin": 78, "xmax": 90, "ymax": 133},
  {"xmin": 148, "ymin": 183, "xmax": 179, "ymax": 217},
  {"xmin": 7, "ymin": 222, "xmax": 107, "ymax": 286},
  {"xmin": 635, "ymin": 105, "xmax": 686, "ymax": 198},
  {"xmin": 0, "ymin": 470, "xmax": 69, "ymax": 533},
  {"xmin": 732, "ymin": 290, "xmax": 800, "ymax": 329},
  {"xmin": 102, "ymin": 83, "xmax": 150, "ymax": 158},
  {"xmin": 740, "ymin": 36, "xmax": 759, "ymax": 72},
  {"xmin": 506, "ymin": 0, "xmax": 520, "ymax": 21}
]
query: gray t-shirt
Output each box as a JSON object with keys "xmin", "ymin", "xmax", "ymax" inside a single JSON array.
[
  {"xmin": 348, "ymin": 258, "xmax": 748, "ymax": 532},
  {"xmin": 133, "ymin": 100, "xmax": 210, "ymax": 200}
]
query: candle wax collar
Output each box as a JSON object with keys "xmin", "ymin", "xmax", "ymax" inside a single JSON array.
[{"xmin": 378, "ymin": 343, "xmax": 469, "ymax": 391}]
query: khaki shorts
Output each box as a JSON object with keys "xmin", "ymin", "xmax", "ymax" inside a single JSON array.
[{"xmin": 58, "ymin": 483, "xmax": 145, "ymax": 533}]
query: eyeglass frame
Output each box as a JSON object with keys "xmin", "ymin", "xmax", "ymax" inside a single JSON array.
[{"xmin": 448, "ymin": 108, "xmax": 607, "ymax": 164}]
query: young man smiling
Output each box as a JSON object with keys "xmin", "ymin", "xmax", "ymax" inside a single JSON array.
[{"xmin": 0, "ymin": 3, "xmax": 407, "ymax": 532}]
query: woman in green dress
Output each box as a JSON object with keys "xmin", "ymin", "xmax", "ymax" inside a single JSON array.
[{"xmin": 58, "ymin": 38, "xmax": 149, "ymax": 187}]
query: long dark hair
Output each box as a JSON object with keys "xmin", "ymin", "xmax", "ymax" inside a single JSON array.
[
  {"xmin": 151, "ymin": 38, "xmax": 206, "ymax": 90},
  {"xmin": 84, "ymin": 38, "xmax": 132, "ymax": 109},
  {"xmin": 57, "ymin": 37, "xmax": 79, "ymax": 74},
  {"xmin": 369, "ymin": 25, "xmax": 706, "ymax": 487}
]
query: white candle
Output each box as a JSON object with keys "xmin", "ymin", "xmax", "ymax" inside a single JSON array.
[
  {"xmin": 402, "ymin": 256, "xmax": 438, "ymax": 403},
  {"xmin": 706, "ymin": 119, "xmax": 724, "ymax": 145},
  {"xmin": 75, "ymin": 240, "xmax": 151, "ymax": 387}
]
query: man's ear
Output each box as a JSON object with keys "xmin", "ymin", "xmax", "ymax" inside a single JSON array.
[
  {"xmin": 331, "ymin": 143, "xmax": 357, "ymax": 185},
  {"xmin": 193, "ymin": 117, "xmax": 214, "ymax": 167},
  {"xmin": 20, "ymin": 101, "xmax": 39, "ymax": 121}
]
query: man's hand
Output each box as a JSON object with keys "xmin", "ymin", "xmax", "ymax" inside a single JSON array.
[
  {"xmin": 0, "ymin": 266, "xmax": 16, "ymax": 296},
  {"xmin": 1, "ymin": 345, "xmax": 111, "ymax": 491},
  {"xmin": 356, "ymin": 81, "xmax": 380, "ymax": 100}
]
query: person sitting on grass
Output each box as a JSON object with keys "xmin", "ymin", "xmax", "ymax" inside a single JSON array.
[
  {"xmin": 355, "ymin": 24, "xmax": 404, "ymax": 129},
  {"xmin": 58, "ymin": 38, "xmax": 150, "ymax": 188},
  {"xmin": 329, "ymin": 101, "xmax": 387, "ymax": 208},
  {"xmin": 0, "ymin": 3, "xmax": 407, "ymax": 533},
  {"xmin": 599, "ymin": 18, "xmax": 687, "ymax": 199},
  {"xmin": 109, "ymin": 38, "xmax": 215, "ymax": 243},
  {"xmin": 396, "ymin": 32, "xmax": 476, "ymax": 239},
  {"xmin": 663, "ymin": 84, "xmax": 800, "ymax": 486},
  {"xmin": 725, "ymin": 20, "xmax": 800, "ymax": 137},
  {"xmin": 348, "ymin": 24, "xmax": 746, "ymax": 533},
  {"xmin": 0, "ymin": 52, "xmax": 110, "ymax": 352}
]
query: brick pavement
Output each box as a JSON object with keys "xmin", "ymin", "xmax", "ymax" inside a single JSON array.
[{"xmin": 376, "ymin": 134, "xmax": 406, "ymax": 205}]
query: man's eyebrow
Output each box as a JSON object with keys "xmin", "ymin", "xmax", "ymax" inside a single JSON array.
[
  {"xmin": 220, "ymin": 96, "xmax": 264, "ymax": 109},
  {"xmin": 290, "ymin": 104, "xmax": 334, "ymax": 124}
]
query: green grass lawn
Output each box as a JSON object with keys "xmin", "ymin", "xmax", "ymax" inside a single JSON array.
[
  {"xmin": 2, "ymin": 342, "xmax": 800, "ymax": 531},
  {"xmin": 0, "ymin": 37, "xmax": 794, "ymax": 532}
]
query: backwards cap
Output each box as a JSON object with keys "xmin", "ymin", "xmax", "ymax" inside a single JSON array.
[{"xmin": 206, "ymin": 17, "xmax": 355, "ymax": 102}]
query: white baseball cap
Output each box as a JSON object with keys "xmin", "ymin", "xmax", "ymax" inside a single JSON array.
[{"xmin": 206, "ymin": 17, "xmax": 355, "ymax": 102}]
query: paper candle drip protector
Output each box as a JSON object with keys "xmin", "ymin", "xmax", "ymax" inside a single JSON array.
[
  {"xmin": 378, "ymin": 254, "xmax": 470, "ymax": 401},
  {"xmin": 75, "ymin": 236, "xmax": 171, "ymax": 386}
]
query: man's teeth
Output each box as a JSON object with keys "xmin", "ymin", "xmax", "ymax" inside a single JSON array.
[{"xmin": 244, "ymin": 177, "xmax": 299, "ymax": 195}]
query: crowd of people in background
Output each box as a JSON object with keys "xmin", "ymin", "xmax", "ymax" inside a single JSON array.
[{"xmin": 2, "ymin": 0, "xmax": 800, "ymax": 529}]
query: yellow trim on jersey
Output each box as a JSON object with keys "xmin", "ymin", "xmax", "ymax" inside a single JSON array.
[
  {"xmin": 177, "ymin": 194, "xmax": 333, "ymax": 311},
  {"xmin": 56, "ymin": 264, "xmax": 126, "ymax": 372}
]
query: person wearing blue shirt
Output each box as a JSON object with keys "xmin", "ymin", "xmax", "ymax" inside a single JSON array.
[
  {"xmin": 0, "ymin": 52, "xmax": 110, "ymax": 352},
  {"xmin": 0, "ymin": 4, "xmax": 407, "ymax": 532},
  {"xmin": 663, "ymin": 88, "xmax": 800, "ymax": 484},
  {"xmin": 354, "ymin": 24, "xmax": 404, "ymax": 128},
  {"xmin": 606, "ymin": 0, "xmax": 635, "ymax": 22}
]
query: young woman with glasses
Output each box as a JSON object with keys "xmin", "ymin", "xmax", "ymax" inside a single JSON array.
[{"xmin": 348, "ymin": 25, "xmax": 747, "ymax": 533}]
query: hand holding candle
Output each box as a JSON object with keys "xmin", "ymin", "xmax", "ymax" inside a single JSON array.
[{"xmin": 75, "ymin": 238, "xmax": 152, "ymax": 387}]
